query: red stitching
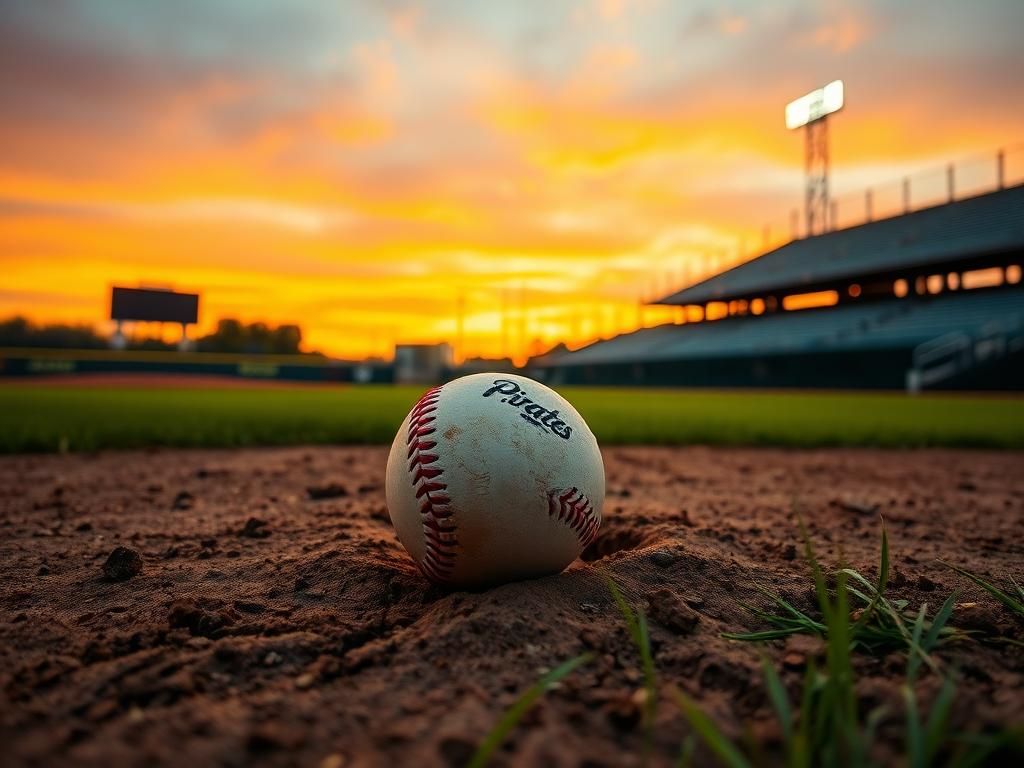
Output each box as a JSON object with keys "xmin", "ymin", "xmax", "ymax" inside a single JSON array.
[
  {"xmin": 547, "ymin": 487, "xmax": 600, "ymax": 548},
  {"xmin": 407, "ymin": 386, "xmax": 457, "ymax": 583}
]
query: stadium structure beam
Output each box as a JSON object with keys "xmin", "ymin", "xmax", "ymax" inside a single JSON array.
[
  {"xmin": 786, "ymin": 80, "xmax": 843, "ymax": 238},
  {"xmin": 805, "ymin": 116, "xmax": 829, "ymax": 235}
]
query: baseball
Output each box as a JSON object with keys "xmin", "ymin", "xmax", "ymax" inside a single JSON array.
[{"xmin": 385, "ymin": 372, "xmax": 605, "ymax": 587}]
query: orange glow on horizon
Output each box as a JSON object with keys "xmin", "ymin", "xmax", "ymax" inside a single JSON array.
[{"xmin": 2, "ymin": 3, "xmax": 1022, "ymax": 362}]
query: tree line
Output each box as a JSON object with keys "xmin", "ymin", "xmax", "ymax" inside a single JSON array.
[{"xmin": 0, "ymin": 316, "xmax": 316, "ymax": 355}]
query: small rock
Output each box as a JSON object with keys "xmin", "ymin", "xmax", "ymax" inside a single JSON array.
[
  {"xmin": 37, "ymin": 564, "xmax": 51, "ymax": 576},
  {"xmin": 836, "ymin": 498, "xmax": 879, "ymax": 516},
  {"xmin": 102, "ymin": 546, "xmax": 143, "ymax": 581},
  {"xmin": 437, "ymin": 738, "xmax": 474, "ymax": 767},
  {"xmin": 172, "ymin": 491, "xmax": 195, "ymax": 510},
  {"xmin": 241, "ymin": 518, "xmax": 270, "ymax": 538},
  {"xmin": 264, "ymin": 651, "xmax": 283, "ymax": 667},
  {"xmin": 320, "ymin": 754, "xmax": 347, "ymax": 768},
  {"xmin": 782, "ymin": 652, "xmax": 805, "ymax": 669},
  {"xmin": 650, "ymin": 550, "xmax": 675, "ymax": 568},
  {"xmin": 295, "ymin": 672, "xmax": 316, "ymax": 690},
  {"xmin": 307, "ymin": 483, "xmax": 348, "ymax": 500}
]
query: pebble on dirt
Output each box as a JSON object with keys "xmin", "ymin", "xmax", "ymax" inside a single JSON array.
[
  {"xmin": 172, "ymin": 491, "xmax": 195, "ymax": 510},
  {"xmin": 241, "ymin": 517, "xmax": 270, "ymax": 538},
  {"xmin": 307, "ymin": 483, "xmax": 349, "ymax": 500},
  {"xmin": 102, "ymin": 546, "xmax": 143, "ymax": 581}
]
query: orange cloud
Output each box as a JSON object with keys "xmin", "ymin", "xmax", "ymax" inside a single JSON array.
[{"xmin": 1, "ymin": 2, "xmax": 1021, "ymax": 363}]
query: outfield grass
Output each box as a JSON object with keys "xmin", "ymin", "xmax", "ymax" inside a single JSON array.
[{"xmin": 0, "ymin": 383, "xmax": 1021, "ymax": 453}]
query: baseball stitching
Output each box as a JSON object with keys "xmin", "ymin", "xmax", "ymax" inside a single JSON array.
[
  {"xmin": 406, "ymin": 385, "xmax": 458, "ymax": 583},
  {"xmin": 547, "ymin": 487, "xmax": 600, "ymax": 548}
]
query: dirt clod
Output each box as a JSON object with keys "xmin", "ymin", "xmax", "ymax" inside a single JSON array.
[
  {"xmin": 646, "ymin": 588, "xmax": 700, "ymax": 635},
  {"xmin": 101, "ymin": 546, "xmax": 143, "ymax": 581},
  {"xmin": 241, "ymin": 517, "xmax": 270, "ymax": 538},
  {"xmin": 307, "ymin": 483, "xmax": 348, "ymax": 500}
]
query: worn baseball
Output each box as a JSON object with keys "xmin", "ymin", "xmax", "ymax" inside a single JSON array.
[{"xmin": 385, "ymin": 373, "xmax": 605, "ymax": 588}]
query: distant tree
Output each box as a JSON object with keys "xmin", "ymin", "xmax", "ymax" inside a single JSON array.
[
  {"xmin": 195, "ymin": 318, "xmax": 312, "ymax": 355},
  {"xmin": 271, "ymin": 324, "xmax": 302, "ymax": 354},
  {"xmin": 207, "ymin": 319, "xmax": 245, "ymax": 353},
  {"xmin": 0, "ymin": 316, "xmax": 106, "ymax": 349}
]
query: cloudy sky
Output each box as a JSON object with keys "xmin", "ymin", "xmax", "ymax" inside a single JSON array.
[{"xmin": 2, "ymin": 0, "xmax": 1022, "ymax": 359}]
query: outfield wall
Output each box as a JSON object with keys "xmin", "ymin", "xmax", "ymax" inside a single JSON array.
[{"xmin": 0, "ymin": 347, "xmax": 395, "ymax": 384}]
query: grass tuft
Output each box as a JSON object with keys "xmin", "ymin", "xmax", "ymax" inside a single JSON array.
[
  {"xmin": 607, "ymin": 575, "xmax": 658, "ymax": 764},
  {"xmin": 938, "ymin": 561, "xmax": 1024, "ymax": 617},
  {"xmin": 467, "ymin": 653, "xmax": 592, "ymax": 768},
  {"xmin": 678, "ymin": 521, "xmax": 1019, "ymax": 767},
  {"xmin": 725, "ymin": 523, "xmax": 966, "ymax": 667}
]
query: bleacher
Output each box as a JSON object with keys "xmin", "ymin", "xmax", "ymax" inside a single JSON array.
[
  {"xmin": 535, "ymin": 182, "xmax": 1024, "ymax": 390},
  {"xmin": 545, "ymin": 288, "xmax": 1024, "ymax": 366}
]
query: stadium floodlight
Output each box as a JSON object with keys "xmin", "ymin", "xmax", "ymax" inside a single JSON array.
[
  {"xmin": 787, "ymin": 80, "xmax": 844, "ymax": 237},
  {"xmin": 785, "ymin": 80, "xmax": 844, "ymax": 130}
]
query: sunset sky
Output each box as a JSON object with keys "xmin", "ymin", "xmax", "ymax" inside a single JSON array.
[{"xmin": 2, "ymin": 1, "xmax": 1023, "ymax": 361}]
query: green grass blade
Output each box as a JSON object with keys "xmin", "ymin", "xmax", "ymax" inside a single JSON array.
[
  {"xmin": 672, "ymin": 688, "xmax": 753, "ymax": 768},
  {"xmin": 939, "ymin": 561, "xmax": 1024, "ymax": 616},
  {"xmin": 903, "ymin": 685, "xmax": 925, "ymax": 768},
  {"xmin": 676, "ymin": 734, "xmax": 697, "ymax": 768},
  {"xmin": 467, "ymin": 653, "xmax": 592, "ymax": 768},
  {"xmin": 878, "ymin": 523, "xmax": 890, "ymax": 594},
  {"xmin": 637, "ymin": 608, "xmax": 658, "ymax": 758},
  {"xmin": 606, "ymin": 576, "xmax": 657, "ymax": 764},
  {"xmin": 607, "ymin": 576, "xmax": 641, "ymax": 646},
  {"xmin": 923, "ymin": 676, "xmax": 956, "ymax": 764},
  {"xmin": 907, "ymin": 604, "xmax": 929, "ymax": 684},
  {"xmin": 761, "ymin": 658, "xmax": 792, "ymax": 749},
  {"xmin": 793, "ymin": 660, "xmax": 816, "ymax": 768},
  {"xmin": 921, "ymin": 593, "xmax": 957, "ymax": 655},
  {"xmin": 1011, "ymin": 576, "xmax": 1024, "ymax": 603},
  {"xmin": 852, "ymin": 524, "xmax": 890, "ymax": 635},
  {"xmin": 722, "ymin": 629, "xmax": 809, "ymax": 642}
]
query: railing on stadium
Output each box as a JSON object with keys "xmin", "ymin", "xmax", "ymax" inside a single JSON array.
[
  {"xmin": 668, "ymin": 144, "xmax": 1024, "ymax": 297},
  {"xmin": 906, "ymin": 310, "xmax": 1024, "ymax": 392}
]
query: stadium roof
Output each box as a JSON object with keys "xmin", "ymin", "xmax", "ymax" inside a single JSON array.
[{"xmin": 658, "ymin": 184, "xmax": 1024, "ymax": 306}]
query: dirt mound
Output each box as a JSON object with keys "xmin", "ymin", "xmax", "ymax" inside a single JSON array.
[{"xmin": 2, "ymin": 446, "xmax": 1022, "ymax": 766}]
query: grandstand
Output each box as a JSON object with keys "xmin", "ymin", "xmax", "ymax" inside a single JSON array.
[{"xmin": 534, "ymin": 184, "xmax": 1024, "ymax": 390}]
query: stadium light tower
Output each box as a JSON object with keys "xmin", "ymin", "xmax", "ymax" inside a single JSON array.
[{"xmin": 786, "ymin": 80, "xmax": 844, "ymax": 237}]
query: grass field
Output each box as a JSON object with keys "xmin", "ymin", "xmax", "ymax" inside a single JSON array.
[{"xmin": 1, "ymin": 382, "xmax": 1022, "ymax": 452}]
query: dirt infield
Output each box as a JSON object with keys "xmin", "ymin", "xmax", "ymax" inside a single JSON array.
[{"xmin": 2, "ymin": 446, "xmax": 1022, "ymax": 767}]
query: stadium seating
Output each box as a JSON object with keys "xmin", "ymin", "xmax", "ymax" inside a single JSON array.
[{"xmin": 549, "ymin": 287, "xmax": 1024, "ymax": 366}]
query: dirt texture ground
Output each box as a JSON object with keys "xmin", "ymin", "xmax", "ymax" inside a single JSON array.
[{"xmin": 2, "ymin": 446, "xmax": 1022, "ymax": 767}]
